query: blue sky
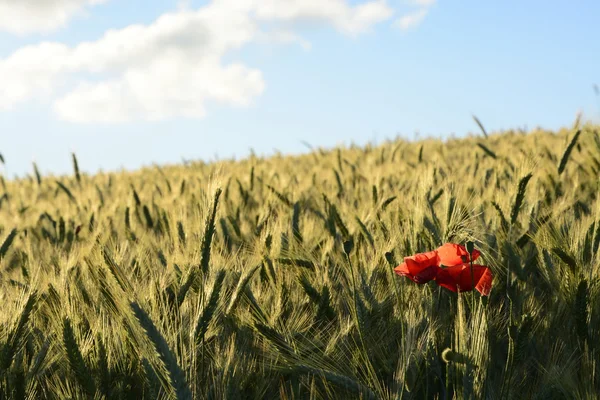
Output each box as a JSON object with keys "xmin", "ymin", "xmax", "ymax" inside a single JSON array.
[{"xmin": 0, "ymin": 0, "xmax": 598, "ymax": 178}]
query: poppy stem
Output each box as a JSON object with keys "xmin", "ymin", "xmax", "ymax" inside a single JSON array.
[
  {"xmin": 467, "ymin": 241, "xmax": 476, "ymax": 305},
  {"xmin": 470, "ymin": 261, "xmax": 474, "ymax": 293}
]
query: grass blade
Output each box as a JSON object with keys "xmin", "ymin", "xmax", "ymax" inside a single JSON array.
[
  {"xmin": 477, "ymin": 143, "xmax": 497, "ymax": 159},
  {"xmin": 473, "ymin": 115, "xmax": 489, "ymax": 138},
  {"xmin": 56, "ymin": 181, "xmax": 77, "ymax": 204},
  {"xmin": 72, "ymin": 152, "xmax": 81, "ymax": 185},
  {"xmin": 200, "ymin": 188, "xmax": 222, "ymax": 276},
  {"xmin": 63, "ymin": 318, "xmax": 96, "ymax": 397},
  {"xmin": 130, "ymin": 302, "xmax": 192, "ymax": 400},
  {"xmin": 510, "ymin": 173, "xmax": 533, "ymax": 225},
  {"xmin": 558, "ymin": 130, "xmax": 581, "ymax": 175},
  {"xmin": 0, "ymin": 228, "xmax": 17, "ymax": 259},
  {"xmin": 0, "ymin": 291, "xmax": 37, "ymax": 371},
  {"xmin": 194, "ymin": 270, "xmax": 226, "ymax": 343}
]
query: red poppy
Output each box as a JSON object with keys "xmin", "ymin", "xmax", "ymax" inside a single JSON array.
[
  {"xmin": 435, "ymin": 264, "xmax": 493, "ymax": 295},
  {"xmin": 394, "ymin": 250, "xmax": 440, "ymax": 284},
  {"xmin": 436, "ymin": 243, "xmax": 480, "ymax": 267}
]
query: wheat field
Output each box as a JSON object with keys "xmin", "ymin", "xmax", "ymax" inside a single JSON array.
[{"xmin": 0, "ymin": 123, "xmax": 599, "ymax": 399}]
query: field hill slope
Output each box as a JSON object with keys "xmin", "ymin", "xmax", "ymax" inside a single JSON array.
[{"xmin": 1, "ymin": 124, "xmax": 599, "ymax": 399}]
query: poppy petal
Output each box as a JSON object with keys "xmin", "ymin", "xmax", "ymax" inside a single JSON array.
[
  {"xmin": 406, "ymin": 250, "xmax": 440, "ymax": 265},
  {"xmin": 437, "ymin": 243, "xmax": 480, "ymax": 267},
  {"xmin": 475, "ymin": 267, "xmax": 493, "ymax": 296},
  {"xmin": 413, "ymin": 265, "xmax": 440, "ymax": 284},
  {"xmin": 393, "ymin": 262, "xmax": 410, "ymax": 277},
  {"xmin": 435, "ymin": 265, "xmax": 464, "ymax": 292},
  {"xmin": 435, "ymin": 264, "xmax": 493, "ymax": 295},
  {"xmin": 394, "ymin": 250, "xmax": 440, "ymax": 284}
]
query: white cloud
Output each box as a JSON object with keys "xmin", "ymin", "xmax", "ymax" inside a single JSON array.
[
  {"xmin": 407, "ymin": 0, "xmax": 436, "ymax": 6},
  {"xmin": 247, "ymin": 0, "xmax": 393, "ymax": 35},
  {"xmin": 0, "ymin": 0, "xmax": 393, "ymax": 123},
  {"xmin": 395, "ymin": 8, "xmax": 429, "ymax": 30},
  {"xmin": 53, "ymin": 60, "xmax": 265, "ymax": 123},
  {"xmin": 395, "ymin": 0, "xmax": 435, "ymax": 31},
  {"xmin": 0, "ymin": 42, "xmax": 72, "ymax": 109},
  {"xmin": 257, "ymin": 30, "xmax": 313, "ymax": 51},
  {"xmin": 0, "ymin": 0, "xmax": 108, "ymax": 35}
]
